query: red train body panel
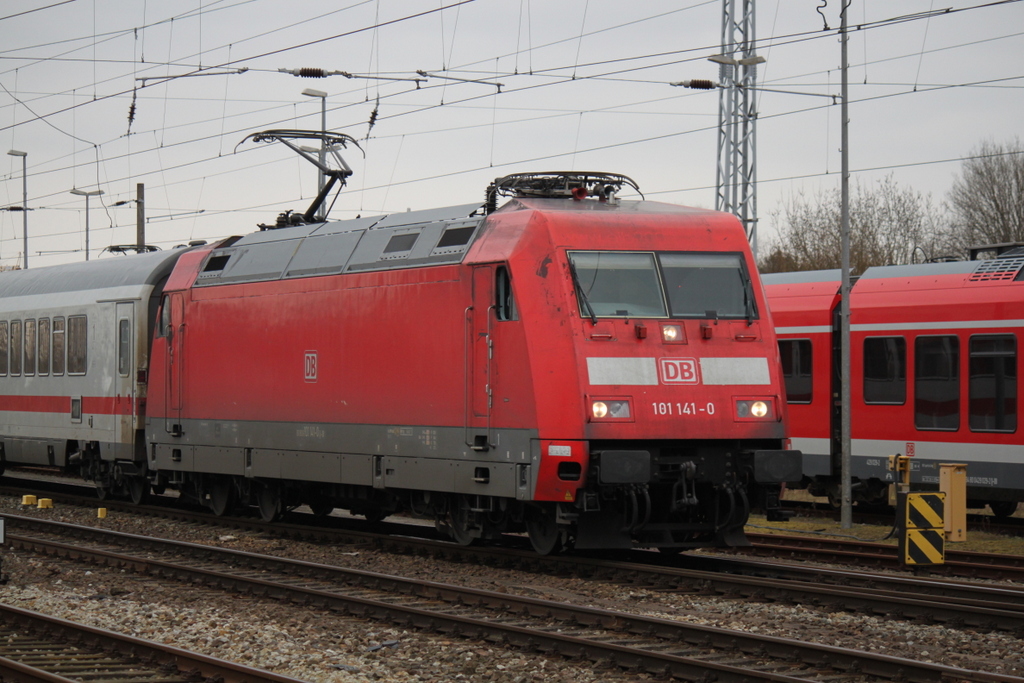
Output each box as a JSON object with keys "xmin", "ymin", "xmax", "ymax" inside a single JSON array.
[
  {"xmin": 0, "ymin": 171, "xmax": 800, "ymax": 552},
  {"xmin": 765, "ymin": 258, "xmax": 1023, "ymax": 514}
]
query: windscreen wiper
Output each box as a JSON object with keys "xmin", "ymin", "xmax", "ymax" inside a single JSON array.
[
  {"xmin": 742, "ymin": 271, "xmax": 755, "ymax": 326},
  {"xmin": 567, "ymin": 256, "xmax": 598, "ymax": 325}
]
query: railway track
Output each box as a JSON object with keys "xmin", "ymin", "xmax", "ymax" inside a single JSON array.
[
  {"xmin": 2, "ymin": 513, "xmax": 1022, "ymax": 683},
  {"xmin": 742, "ymin": 532, "xmax": 1024, "ymax": 582},
  {"xmin": 0, "ymin": 601, "xmax": 310, "ymax": 683},
  {"xmin": 5, "ymin": 479, "xmax": 1024, "ymax": 633}
]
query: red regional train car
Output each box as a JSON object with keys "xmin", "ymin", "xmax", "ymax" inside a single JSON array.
[
  {"xmin": 764, "ymin": 255, "xmax": 1023, "ymax": 515},
  {"xmin": 0, "ymin": 161, "xmax": 799, "ymax": 553}
]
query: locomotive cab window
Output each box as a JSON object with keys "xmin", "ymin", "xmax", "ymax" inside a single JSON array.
[
  {"xmin": 659, "ymin": 252, "xmax": 756, "ymax": 320},
  {"xmin": 915, "ymin": 335, "xmax": 959, "ymax": 431},
  {"xmin": 864, "ymin": 337, "xmax": 906, "ymax": 405},
  {"xmin": 969, "ymin": 334, "xmax": 1016, "ymax": 433},
  {"xmin": 496, "ymin": 266, "xmax": 517, "ymax": 321},
  {"xmin": 67, "ymin": 315, "xmax": 87, "ymax": 375},
  {"xmin": 567, "ymin": 251, "xmax": 667, "ymax": 318},
  {"xmin": 159, "ymin": 297, "xmax": 171, "ymax": 337},
  {"xmin": 779, "ymin": 339, "xmax": 812, "ymax": 403}
]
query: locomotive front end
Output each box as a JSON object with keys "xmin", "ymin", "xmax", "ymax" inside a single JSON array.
[{"xmin": 493, "ymin": 179, "xmax": 801, "ymax": 553}]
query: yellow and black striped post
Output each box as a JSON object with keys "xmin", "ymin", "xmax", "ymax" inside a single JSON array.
[{"xmin": 897, "ymin": 491, "xmax": 945, "ymax": 566}]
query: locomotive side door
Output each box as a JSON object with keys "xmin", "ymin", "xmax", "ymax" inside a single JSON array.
[
  {"xmin": 467, "ymin": 265, "xmax": 494, "ymax": 450},
  {"xmin": 164, "ymin": 293, "xmax": 185, "ymax": 436},
  {"xmin": 114, "ymin": 301, "xmax": 136, "ymax": 447}
]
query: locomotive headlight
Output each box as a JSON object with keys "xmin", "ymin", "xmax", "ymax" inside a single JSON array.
[
  {"xmin": 590, "ymin": 399, "xmax": 632, "ymax": 421},
  {"xmin": 735, "ymin": 399, "xmax": 775, "ymax": 421},
  {"xmin": 661, "ymin": 324, "xmax": 683, "ymax": 343}
]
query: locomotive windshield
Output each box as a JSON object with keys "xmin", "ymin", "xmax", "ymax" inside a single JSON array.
[
  {"xmin": 567, "ymin": 252, "xmax": 667, "ymax": 318},
  {"xmin": 567, "ymin": 250, "xmax": 757, "ymax": 320}
]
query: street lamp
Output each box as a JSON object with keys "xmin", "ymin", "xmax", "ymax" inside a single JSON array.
[
  {"xmin": 70, "ymin": 188, "xmax": 104, "ymax": 261},
  {"xmin": 301, "ymin": 88, "xmax": 327, "ymax": 221},
  {"xmin": 7, "ymin": 150, "xmax": 28, "ymax": 269}
]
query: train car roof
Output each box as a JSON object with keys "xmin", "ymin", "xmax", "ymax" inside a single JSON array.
[
  {"xmin": 0, "ymin": 248, "xmax": 189, "ymax": 298},
  {"xmin": 761, "ymin": 270, "xmax": 841, "ymax": 286}
]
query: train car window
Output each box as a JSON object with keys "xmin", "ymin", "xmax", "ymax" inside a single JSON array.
[
  {"xmin": 914, "ymin": 335, "xmax": 959, "ymax": 431},
  {"xmin": 10, "ymin": 320, "xmax": 21, "ymax": 376},
  {"xmin": 0, "ymin": 321, "xmax": 8, "ymax": 376},
  {"xmin": 23, "ymin": 320, "xmax": 35, "ymax": 377},
  {"xmin": 67, "ymin": 315, "xmax": 88, "ymax": 375},
  {"xmin": 567, "ymin": 251, "xmax": 667, "ymax": 318},
  {"xmin": 118, "ymin": 319, "xmax": 131, "ymax": 377},
  {"xmin": 864, "ymin": 337, "xmax": 906, "ymax": 405},
  {"xmin": 969, "ymin": 334, "xmax": 1016, "ymax": 433},
  {"xmin": 52, "ymin": 318, "xmax": 65, "ymax": 376},
  {"xmin": 496, "ymin": 266, "xmax": 517, "ymax": 321},
  {"xmin": 779, "ymin": 339, "xmax": 812, "ymax": 403},
  {"xmin": 37, "ymin": 318, "xmax": 50, "ymax": 376},
  {"xmin": 659, "ymin": 252, "xmax": 756, "ymax": 320}
]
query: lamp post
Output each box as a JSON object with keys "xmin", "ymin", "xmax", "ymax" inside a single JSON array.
[
  {"xmin": 70, "ymin": 188, "xmax": 104, "ymax": 261},
  {"xmin": 301, "ymin": 88, "xmax": 327, "ymax": 221},
  {"xmin": 7, "ymin": 150, "xmax": 28, "ymax": 269}
]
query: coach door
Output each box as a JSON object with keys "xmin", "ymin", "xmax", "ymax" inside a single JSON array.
[
  {"xmin": 467, "ymin": 266, "xmax": 494, "ymax": 450},
  {"xmin": 115, "ymin": 302, "xmax": 136, "ymax": 445},
  {"xmin": 165, "ymin": 293, "xmax": 185, "ymax": 436}
]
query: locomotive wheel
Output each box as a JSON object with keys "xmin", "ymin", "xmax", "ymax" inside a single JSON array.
[
  {"xmin": 207, "ymin": 478, "xmax": 235, "ymax": 517},
  {"xmin": 128, "ymin": 477, "xmax": 150, "ymax": 505},
  {"xmin": 526, "ymin": 509, "xmax": 564, "ymax": 555},
  {"xmin": 990, "ymin": 501, "xmax": 1019, "ymax": 518},
  {"xmin": 256, "ymin": 483, "xmax": 282, "ymax": 523},
  {"xmin": 448, "ymin": 501, "xmax": 476, "ymax": 546}
]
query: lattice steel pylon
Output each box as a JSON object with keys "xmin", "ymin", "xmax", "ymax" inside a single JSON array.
[{"xmin": 713, "ymin": 0, "xmax": 764, "ymax": 256}]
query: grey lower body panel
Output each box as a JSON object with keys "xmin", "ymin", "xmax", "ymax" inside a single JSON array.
[{"xmin": 147, "ymin": 418, "xmax": 539, "ymax": 499}]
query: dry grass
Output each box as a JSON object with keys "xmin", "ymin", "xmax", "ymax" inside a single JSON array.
[{"xmin": 745, "ymin": 489, "xmax": 1024, "ymax": 556}]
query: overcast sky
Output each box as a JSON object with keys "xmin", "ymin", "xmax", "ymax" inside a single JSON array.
[{"xmin": 2, "ymin": 0, "xmax": 1022, "ymax": 268}]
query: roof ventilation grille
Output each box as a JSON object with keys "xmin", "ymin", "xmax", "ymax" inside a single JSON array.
[{"xmin": 968, "ymin": 257, "xmax": 1024, "ymax": 282}]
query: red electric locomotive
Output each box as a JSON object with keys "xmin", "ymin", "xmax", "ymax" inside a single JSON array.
[
  {"xmin": 0, "ymin": 133, "xmax": 799, "ymax": 553},
  {"xmin": 765, "ymin": 254, "xmax": 1023, "ymax": 516}
]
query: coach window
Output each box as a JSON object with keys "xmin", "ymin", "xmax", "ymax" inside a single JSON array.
[
  {"xmin": 915, "ymin": 335, "xmax": 959, "ymax": 431},
  {"xmin": 496, "ymin": 266, "xmax": 517, "ymax": 321},
  {"xmin": 23, "ymin": 319, "xmax": 36, "ymax": 377},
  {"xmin": 864, "ymin": 337, "xmax": 906, "ymax": 404},
  {"xmin": 118, "ymin": 319, "xmax": 131, "ymax": 377},
  {"xmin": 37, "ymin": 318, "xmax": 50, "ymax": 375},
  {"xmin": 0, "ymin": 321, "xmax": 8, "ymax": 376},
  {"xmin": 969, "ymin": 334, "xmax": 1016, "ymax": 433},
  {"xmin": 52, "ymin": 317, "xmax": 65, "ymax": 376},
  {"xmin": 10, "ymin": 320, "xmax": 22, "ymax": 376},
  {"xmin": 67, "ymin": 315, "xmax": 87, "ymax": 375},
  {"xmin": 779, "ymin": 339, "xmax": 812, "ymax": 403}
]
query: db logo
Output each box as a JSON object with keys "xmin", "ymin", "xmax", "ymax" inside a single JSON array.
[
  {"xmin": 660, "ymin": 358, "xmax": 699, "ymax": 384},
  {"xmin": 304, "ymin": 351, "xmax": 318, "ymax": 383}
]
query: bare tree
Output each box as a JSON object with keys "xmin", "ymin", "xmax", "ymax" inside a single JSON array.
[
  {"xmin": 946, "ymin": 138, "xmax": 1024, "ymax": 253},
  {"xmin": 759, "ymin": 175, "xmax": 943, "ymax": 274}
]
